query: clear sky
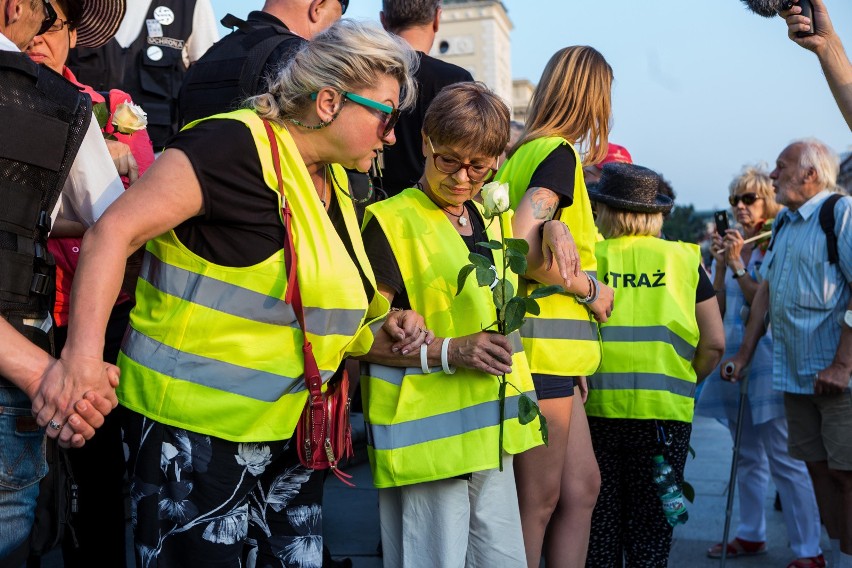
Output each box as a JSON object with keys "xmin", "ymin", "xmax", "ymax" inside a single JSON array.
[{"xmin": 209, "ymin": 0, "xmax": 851, "ymax": 211}]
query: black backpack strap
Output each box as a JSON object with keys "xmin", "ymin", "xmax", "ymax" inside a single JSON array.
[
  {"xmin": 220, "ymin": 13, "xmax": 248, "ymax": 30},
  {"xmin": 819, "ymin": 193, "xmax": 843, "ymax": 265},
  {"xmin": 238, "ymin": 32, "xmax": 295, "ymax": 98},
  {"xmin": 767, "ymin": 214, "xmax": 787, "ymax": 253}
]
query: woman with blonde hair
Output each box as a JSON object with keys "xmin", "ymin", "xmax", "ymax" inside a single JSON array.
[
  {"xmin": 53, "ymin": 20, "xmax": 430, "ymax": 567},
  {"xmin": 586, "ymin": 163, "xmax": 724, "ymax": 566},
  {"xmin": 698, "ymin": 167, "xmax": 823, "ymax": 566},
  {"xmin": 494, "ymin": 45, "xmax": 615, "ymax": 567}
]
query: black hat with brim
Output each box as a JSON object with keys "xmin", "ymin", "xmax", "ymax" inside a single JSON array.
[
  {"xmin": 587, "ymin": 162, "xmax": 673, "ymax": 214},
  {"xmin": 76, "ymin": 0, "xmax": 126, "ymax": 48}
]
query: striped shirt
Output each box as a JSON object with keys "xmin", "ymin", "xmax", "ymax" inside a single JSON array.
[{"xmin": 760, "ymin": 190, "xmax": 852, "ymax": 394}]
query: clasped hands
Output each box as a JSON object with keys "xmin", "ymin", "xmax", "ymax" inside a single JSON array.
[{"xmin": 24, "ymin": 352, "xmax": 120, "ymax": 449}]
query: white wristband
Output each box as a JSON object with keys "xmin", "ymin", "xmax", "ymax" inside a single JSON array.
[
  {"xmin": 420, "ymin": 343, "xmax": 430, "ymax": 374},
  {"xmin": 441, "ymin": 337, "xmax": 456, "ymax": 375}
]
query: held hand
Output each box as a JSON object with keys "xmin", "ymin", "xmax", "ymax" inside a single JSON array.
[
  {"xmin": 723, "ymin": 229, "xmax": 745, "ymax": 267},
  {"xmin": 710, "ymin": 234, "xmax": 726, "ymax": 267},
  {"xmin": 106, "ymin": 139, "xmax": 139, "ymax": 185},
  {"xmin": 780, "ymin": 0, "xmax": 835, "ymax": 54},
  {"xmin": 57, "ymin": 392, "xmax": 116, "ymax": 448},
  {"xmin": 383, "ymin": 309, "xmax": 434, "ymax": 355},
  {"xmin": 541, "ymin": 220, "xmax": 580, "ymax": 288},
  {"xmin": 588, "ymin": 281, "xmax": 614, "ymax": 323},
  {"xmin": 814, "ymin": 363, "xmax": 851, "ymax": 395},
  {"xmin": 31, "ymin": 354, "xmax": 119, "ymax": 441},
  {"xmin": 449, "ymin": 332, "xmax": 514, "ymax": 376}
]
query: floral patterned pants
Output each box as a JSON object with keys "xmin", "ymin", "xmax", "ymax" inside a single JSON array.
[{"xmin": 122, "ymin": 409, "xmax": 324, "ymax": 568}]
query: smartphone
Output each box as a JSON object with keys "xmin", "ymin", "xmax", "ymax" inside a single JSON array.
[{"xmin": 714, "ymin": 210, "xmax": 730, "ymax": 235}]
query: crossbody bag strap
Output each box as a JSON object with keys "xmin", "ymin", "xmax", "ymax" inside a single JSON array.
[{"xmin": 262, "ymin": 119, "xmax": 323, "ymax": 401}]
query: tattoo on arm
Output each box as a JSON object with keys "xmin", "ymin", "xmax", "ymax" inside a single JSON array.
[{"xmin": 529, "ymin": 187, "xmax": 559, "ymax": 220}]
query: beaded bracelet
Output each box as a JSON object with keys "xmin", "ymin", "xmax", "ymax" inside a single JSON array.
[{"xmin": 576, "ymin": 273, "xmax": 600, "ymax": 305}]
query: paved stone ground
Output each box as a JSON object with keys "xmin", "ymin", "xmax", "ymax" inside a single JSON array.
[{"xmin": 38, "ymin": 415, "xmax": 830, "ymax": 567}]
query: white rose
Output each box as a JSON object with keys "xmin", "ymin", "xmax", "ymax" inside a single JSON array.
[
  {"xmin": 481, "ymin": 181, "xmax": 511, "ymax": 218},
  {"xmin": 111, "ymin": 102, "xmax": 148, "ymax": 134}
]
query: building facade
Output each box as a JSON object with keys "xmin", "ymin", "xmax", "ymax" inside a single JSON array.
[{"xmin": 432, "ymin": 0, "xmax": 514, "ymax": 108}]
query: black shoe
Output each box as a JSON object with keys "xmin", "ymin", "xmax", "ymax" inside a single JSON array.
[{"xmin": 774, "ymin": 491, "xmax": 783, "ymax": 512}]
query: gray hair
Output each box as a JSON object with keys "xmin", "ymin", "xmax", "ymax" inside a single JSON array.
[
  {"xmin": 381, "ymin": 0, "xmax": 441, "ymax": 32},
  {"xmin": 793, "ymin": 138, "xmax": 840, "ymax": 191},
  {"xmin": 251, "ymin": 20, "xmax": 418, "ymax": 123}
]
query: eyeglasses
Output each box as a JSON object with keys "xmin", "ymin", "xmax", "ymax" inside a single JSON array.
[
  {"xmin": 338, "ymin": 0, "xmax": 349, "ymax": 14},
  {"xmin": 310, "ymin": 90, "xmax": 400, "ymax": 138},
  {"xmin": 427, "ymin": 138, "xmax": 498, "ymax": 183},
  {"xmin": 341, "ymin": 91, "xmax": 399, "ymax": 139},
  {"xmin": 44, "ymin": 19, "xmax": 69, "ymax": 33},
  {"xmin": 729, "ymin": 193, "xmax": 762, "ymax": 206},
  {"xmin": 37, "ymin": 0, "xmax": 58, "ymax": 37}
]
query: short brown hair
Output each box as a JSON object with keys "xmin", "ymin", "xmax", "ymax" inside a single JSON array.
[
  {"xmin": 382, "ymin": 0, "xmax": 440, "ymax": 33},
  {"xmin": 422, "ymin": 82, "xmax": 510, "ymax": 159}
]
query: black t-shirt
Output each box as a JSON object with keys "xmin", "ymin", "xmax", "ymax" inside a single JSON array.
[
  {"xmin": 528, "ymin": 144, "xmax": 576, "ymax": 209},
  {"xmin": 379, "ymin": 53, "xmax": 473, "ymax": 196},
  {"xmin": 696, "ymin": 266, "xmax": 715, "ymax": 303},
  {"xmin": 363, "ymin": 200, "xmax": 493, "ymax": 310},
  {"xmin": 168, "ymin": 120, "xmax": 352, "ymax": 269}
]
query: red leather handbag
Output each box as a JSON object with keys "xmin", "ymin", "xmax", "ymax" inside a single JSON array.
[{"xmin": 263, "ymin": 119, "xmax": 354, "ymax": 486}]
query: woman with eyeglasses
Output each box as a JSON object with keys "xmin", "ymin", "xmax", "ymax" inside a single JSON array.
[
  {"xmin": 55, "ymin": 21, "xmax": 429, "ymax": 567},
  {"xmin": 23, "ymin": 1, "xmax": 155, "ymax": 565},
  {"xmin": 697, "ymin": 167, "xmax": 823, "ymax": 565},
  {"xmin": 494, "ymin": 46, "xmax": 615, "ymax": 568},
  {"xmin": 361, "ymin": 81, "xmax": 542, "ymax": 567}
]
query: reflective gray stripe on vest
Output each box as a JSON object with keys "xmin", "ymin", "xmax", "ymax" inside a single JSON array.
[
  {"xmin": 365, "ymin": 391, "xmax": 535, "ymax": 450},
  {"xmin": 141, "ymin": 253, "xmax": 364, "ymax": 335},
  {"xmin": 521, "ymin": 318, "xmax": 598, "ymax": 342},
  {"xmin": 599, "ymin": 326, "xmax": 696, "ymax": 361},
  {"xmin": 589, "ymin": 372, "xmax": 696, "ymax": 398},
  {"xmin": 122, "ymin": 328, "xmax": 335, "ymax": 401}
]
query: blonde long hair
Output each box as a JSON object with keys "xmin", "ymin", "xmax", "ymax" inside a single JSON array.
[{"xmin": 512, "ymin": 46, "xmax": 612, "ymax": 165}]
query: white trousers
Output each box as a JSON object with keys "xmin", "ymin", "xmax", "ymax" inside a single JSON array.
[
  {"xmin": 378, "ymin": 454, "xmax": 526, "ymax": 568},
  {"xmin": 730, "ymin": 406, "xmax": 822, "ymax": 558}
]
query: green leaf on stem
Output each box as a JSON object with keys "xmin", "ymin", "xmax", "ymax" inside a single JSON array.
[
  {"xmin": 476, "ymin": 240, "xmax": 503, "ymax": 250},
  {"xmin": 468, "ymin": 252, "xmax": 493, "ymax": 269},
  {"xmin": 502, "ymin": 297, "xmax": 526, "ymax": 334},
  {"xmin": 476, "ymin": 266, "xmax": 495, "ymax": 288},
  {"xmin": 93, "ymin": 102, "xmax": 109, "ymax": 130},
  {"xmin": 682, "ymin": 481, "xmax": 695, "ymax": 503},
  {"xmin": 508, "ymin": 254, "xmax": 527, "ymax": 276},
  {"xmin": 527, "ymin": 284, "xmax": 563, "ymax": 300},
  {"xmin": 505, "ymin": 238, "xmax": 530, "ymax": 255},
  {"xmin": 456, "ymin": 264, "xmax": 475, "ymax": 296},
  {"xmin": 523, "ymin": 297, "xmax": 541, "ymax": 316},
  {"xmin": 539, "ymin": 413, "xmax": 549, "ymax": 446},
  {"xmin": 517, "ymin": 394, "xmax": 537, "ymax": 425},
  {"xmin": 492, "ymin": 278, "xmax": 514, "ymax": 311}
]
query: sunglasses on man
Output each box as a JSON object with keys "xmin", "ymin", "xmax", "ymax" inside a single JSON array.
[
  {"xmin": 37, "ymin": 0, "xmax": 58, "ymax": 37},
  {"xmin": 338, "ymin": 0, "xmax": 349, "ymax": 15}
]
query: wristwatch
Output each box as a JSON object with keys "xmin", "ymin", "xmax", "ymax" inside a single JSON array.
[
  {"xmin": 732, "ymin": 267, "xmax": 747, "ymax": 279},
  {"xmin": 844, "ymin": 310, "xmax": 852, "ymax": 328}
]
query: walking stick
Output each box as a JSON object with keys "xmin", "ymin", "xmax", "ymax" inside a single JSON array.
[{"xmin": 720, "ymin": 361, "xmax": 749, "ymax": 568}]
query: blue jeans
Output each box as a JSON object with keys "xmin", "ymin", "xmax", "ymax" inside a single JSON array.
[{"xmin": 0, "ymin": 383, "xmax": 46, "ymax": 559}]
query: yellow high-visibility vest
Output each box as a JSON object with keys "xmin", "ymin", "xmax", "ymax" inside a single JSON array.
[
  {"xmin": 496, "ymin": 136, "xmax": 601, "ymax": 378},
  {"xmin": 587, "ymin": 235, "xmax": 701, "ymax": 422},
  {"xmin": 362, "ymin": 188, "xmax": 543, "ymax": 488},
  {"xmin": 118, "ymin": 109, "xmax": 388, "ymax": 442}
]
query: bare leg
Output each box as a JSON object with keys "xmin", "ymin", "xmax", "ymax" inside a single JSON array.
[
  {"xmin": 544, "ymin": 389, "xmax": 601, "ymax": 567},
  {"xmin": 514, "ymin": 395, "xmax": 573, "ymax": 568}
]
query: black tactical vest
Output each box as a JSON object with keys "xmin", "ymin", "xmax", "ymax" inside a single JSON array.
[
  {"xmin": 0, "ymin": 52, "xmax": 90, "ymax": 354},
  {"xmin": 67, "ymin": 0, "xmax": 196, "ymax": 149},
  {"xmin": 177, "ymin": 13, "xmax": 304, "ymax": 127}
]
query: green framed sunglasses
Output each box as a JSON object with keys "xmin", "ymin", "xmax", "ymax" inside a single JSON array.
[{"xmin": 311, "ymin": 90, "xmax": 400, "ymax": 138}]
